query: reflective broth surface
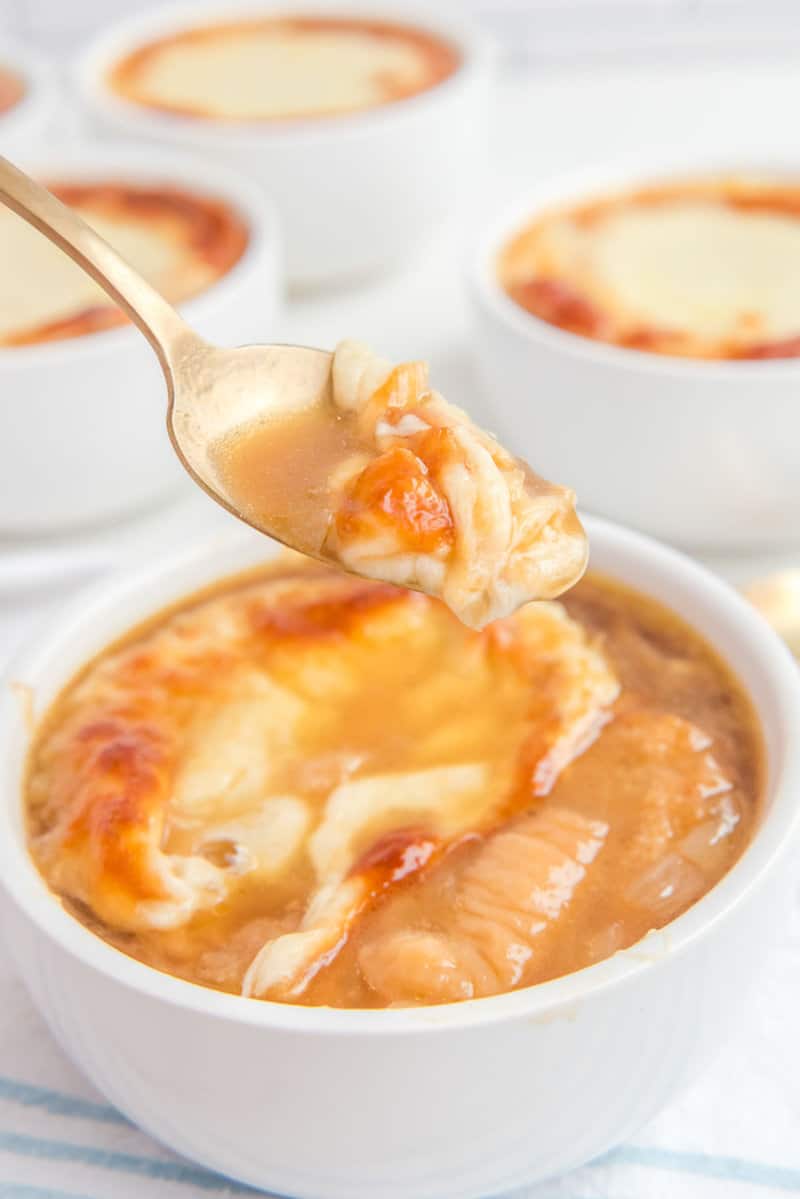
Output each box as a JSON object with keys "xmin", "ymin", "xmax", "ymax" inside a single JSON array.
[
  {"xmin": 26, "ymin": 561, "xmax": 763, "ymax": 1007},
  {"xmin": 215, "ymin": 402, "xmax": 372, "ymax": 559}
]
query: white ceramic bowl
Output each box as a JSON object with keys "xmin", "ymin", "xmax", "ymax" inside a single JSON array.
[
  {"xmin": 470, "ymin": 162, "xmax": 800, "ymax": 552},
  {"xmin": 0, "ymin": 144, "xmax": 279, "ymax": 536},
  {"xmin": 1, "ymin": 517, "xmax": 798, "ymax": 1198},
  {"xmin": 75, "ymin": 1, "xmax": 493, "ymax": 287},
  {"xmin": 0, "ymin": 43, "xmax": 57, "ymax": 149}
]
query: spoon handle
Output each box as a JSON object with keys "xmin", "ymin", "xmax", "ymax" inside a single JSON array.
[{"xmin": 0, "ymin": 155, "xmax": 198, "ymax": 375}]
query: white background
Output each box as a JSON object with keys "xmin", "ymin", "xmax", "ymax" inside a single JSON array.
[{"xmin": 3, "ymin": 0, "xmax": 800, "ymax": 66}]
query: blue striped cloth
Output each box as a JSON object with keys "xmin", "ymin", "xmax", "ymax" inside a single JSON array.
[{"xmin": 2, "ymin": 899, "xmax": 800, "ymax": 1199}]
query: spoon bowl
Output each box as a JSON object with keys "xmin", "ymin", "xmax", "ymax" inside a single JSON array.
[{"xmin": 165, "ymin": 337, "xmax": 333, "ymax": 545}]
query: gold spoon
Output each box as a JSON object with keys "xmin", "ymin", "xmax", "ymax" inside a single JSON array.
[{"xmin": 0, "ymin": 154, "xmax": 333, "ymax": 547}]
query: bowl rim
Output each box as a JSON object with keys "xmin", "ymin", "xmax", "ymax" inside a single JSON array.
[
  {"xmin": 2, "ymin": 515, "xmax": 799, "ymax": 1035},
  {"xmin": 74, "ymin": 0, "xmax": 494, "ymax": 147},
  {"xmin": 471, "ymin": 154, "xmax": 800, "ymax": 380},
  {"xmin": 0, "ymin": 141, "xmax": 279, "ymax": 370}
]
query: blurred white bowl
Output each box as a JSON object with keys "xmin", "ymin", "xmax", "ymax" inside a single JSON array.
[
  {"xmin": 0, "ymin": 517, "xmax": 798, "ymax": 1197},
  {"xmin": 470, "ymin": 161, "xmax": 800, "ymax": 552},
  {"xmin": 0, "ymin": 43, "xmax": 57, "ymax": 149},
  {"xmin": 75, "ymin": 1, "xmax": 493, "ymax": 287},
  {"xmin": 0, "ymin": 144, "xmax": 280, "ymax": 537}
]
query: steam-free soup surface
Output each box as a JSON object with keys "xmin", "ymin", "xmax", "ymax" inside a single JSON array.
[
  {"xmin": 0, "ymin": 181, "xmax": 247, "ymax": 347},
  {"xmin": 26, "ymin": 559, "xmax": 762, "ymax": 1008}
]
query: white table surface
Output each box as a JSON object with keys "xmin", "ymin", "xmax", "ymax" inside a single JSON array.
[{"xmin": 2, "ymin": 63, "xmax": 800, "ymax": 1198}]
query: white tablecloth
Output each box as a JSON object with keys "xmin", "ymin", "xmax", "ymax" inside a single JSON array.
[{"xmin": 2, "ymin": 63, "xmax": 800, "ymax": 1199}]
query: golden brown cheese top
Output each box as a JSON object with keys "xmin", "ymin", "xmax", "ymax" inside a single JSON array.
[
  {"xmin": 0, "ymin": 181, "xmax": 248, "ymax": 347},
  {"xmin": 26, "ymin": 561, "xmax": 763, "ymax": 1007},
  {"xmin": 500, "ymin": 176, "xmax": 800, "ymax": 360},
  {"xmin": 215, "ymin": 341, "xmax": 588, "ymax": 629},
  {"xmin": 27, "ymin": 561, "xmax": 617, "ymax": 936},
  {"xmin": 107, "ymin": 16, "xmax": 460, "ymax": 122},
  {"xmin": 0, "ymin": 65, "xmax": 24, "ymax": 115}
]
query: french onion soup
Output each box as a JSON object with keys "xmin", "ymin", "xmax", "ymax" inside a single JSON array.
[
  {"xmin": 214, "ymin": 341, "xmax": 587, "ymax": 630},
  {"xmin": 0, "ymin": 65, "xmax": 24, "ymax": 115},
  {"xmin": 500, "ymin": 176, "xmax": 800, "ymax": 360},
  {"xmin": 107, "ymin": 16, "xmax": 460, "ymax": 122},
  {"xmin": 0, "ymin": 180, "xmax": 247, "ymax": 346},
  {"xmin": 26, "ymin": 555, "xmax": 763, "ymax": 1008}
]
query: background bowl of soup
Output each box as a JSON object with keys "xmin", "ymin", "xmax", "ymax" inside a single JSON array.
[
  {"xmin": 470, "ymin": 158, "xmax": 800, "ymax": 552},
  {"xmin": 75, "ymin": 1, "xmax": 493, "ymax": 286},
  {"xmin": 0, "ymin": 517, "xmax": 798, "ymax": 1197},
  {"xmin": 0, "ymin": 143, "xmax": 279, "ymax": 535}
]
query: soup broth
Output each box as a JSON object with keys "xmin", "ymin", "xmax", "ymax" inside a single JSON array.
[{"xmin": 26, "ymin": 559, "xmax": 763, "ymax": 1008}]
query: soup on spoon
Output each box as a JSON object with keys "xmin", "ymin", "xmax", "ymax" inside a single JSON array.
[{"xmin": 214, "ymin": 340, "xmax": 587, "ymax": 629}]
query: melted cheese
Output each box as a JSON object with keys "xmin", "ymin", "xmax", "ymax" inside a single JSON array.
[
  {"xmin": 108, "ymin": 18, "xmax": 459, "ymax": 121},
  {"xmin": 500, "ymin": 178, "xmax": 800, "ymax": 359},
  {"xmin": 0, "ymin": 183, "xmax": 247, "ymax": 347}
]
